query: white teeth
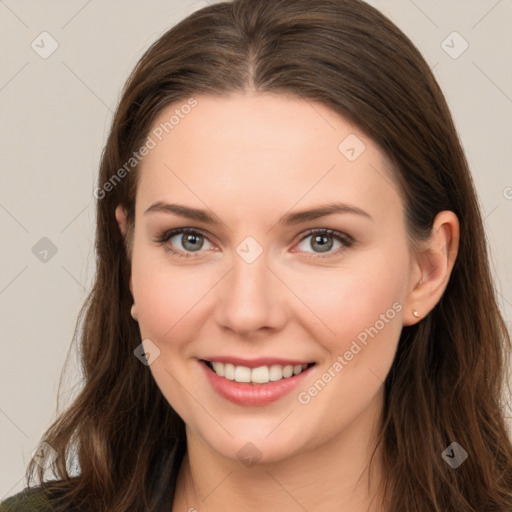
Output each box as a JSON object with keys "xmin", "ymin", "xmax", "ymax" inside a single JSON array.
[
  {"xmin": 251, "ymin": 366, "xmax": 270, "ymax": 384},
  {"xmin": 224, "ymin": 363, "xmax": 235, "ymax": 380},
  {"xmin": 282, "ymin": 365, "xmax": 293, "ymax": 378},
  {"xmin": 234, "ymin": 365, "xmax": 251, "ymax": 383},
  {"xmin": 208, "ymin": 361, "xmax": 310, "ymax": 383},
  {"xmin": 269, "ymin": 364, "xmax": 283, "ymax": 381},
  {"xmin": 212, "ymin": 361, "xmax": 224, "ymax": 377}
]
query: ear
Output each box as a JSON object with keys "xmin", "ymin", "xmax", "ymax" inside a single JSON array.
[
  {"xmin": 115, "ymin": 204, "xmax": 134, "ymax": 295},
  {"xmin": 115, "ymin": 204, "xmax": 127, "ymax": 236},
  {"xmin": 403, "ymin": 210, "xmax": 459, "ymax": 326}
]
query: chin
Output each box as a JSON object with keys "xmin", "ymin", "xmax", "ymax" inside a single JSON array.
[{"xmin": 191, "ymin": 418, "xmax": 319, "ymax": 467}]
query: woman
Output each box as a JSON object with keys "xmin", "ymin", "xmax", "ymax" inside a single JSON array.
[{"xmin": 2, "ymin": 0, "xmax": 511, "ymax": 511}]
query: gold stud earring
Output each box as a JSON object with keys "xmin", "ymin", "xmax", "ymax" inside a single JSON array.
[
  {"xmin": 412, "ymin": 309, "xmax": 420, "ymax": 319},
  {"xmin": 131, "ymin": 303, "xmax": 138, "ymax": 321}
]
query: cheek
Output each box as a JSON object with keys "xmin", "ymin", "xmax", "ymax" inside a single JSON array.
[
  {"xmin": 130, "ymin": 246, "xmax": 217, "ymax": 345},
  {"xmin": 293, "ymin": 254, "xmax": 407, "ymax": 422},
  {"xmin": 131, "ymin": 257, "xmax": 215, "ymax": 419},
  {"xmin": 286, "ymin": 248, "xmax": 408, "ymax": 353}
]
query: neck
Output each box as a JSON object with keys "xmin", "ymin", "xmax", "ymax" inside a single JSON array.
[{"xmin": 173, "ymin": 392, "xmax": 386, "ymax": 512}]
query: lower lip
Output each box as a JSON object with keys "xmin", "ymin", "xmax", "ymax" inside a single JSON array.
[{"xmin": 200, "ymin": 360, "xmax": 314, "ymax": 406}]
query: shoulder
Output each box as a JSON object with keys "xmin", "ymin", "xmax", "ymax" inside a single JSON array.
[{"xmin": 0, "ymin": 486, "xmax": 57, "ymax": 512}]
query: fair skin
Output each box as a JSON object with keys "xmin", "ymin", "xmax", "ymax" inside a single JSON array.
[{"xmin": 115, "ymin": 92, "xmax": 459, "ymax": 512}]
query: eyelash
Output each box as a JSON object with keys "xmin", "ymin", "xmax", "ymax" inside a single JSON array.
[{"xmin": 154, "ymin": 227, "xmax": 354, "ymax": 259}]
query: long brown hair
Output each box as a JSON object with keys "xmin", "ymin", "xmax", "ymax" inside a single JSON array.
[{"xmin": 25, "ymin": 0, "xmax": 512, "ymax": 510}]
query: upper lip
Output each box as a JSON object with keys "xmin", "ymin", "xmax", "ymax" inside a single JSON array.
[{"xmin": 200, "ymin": 356, "xmax": 314, "ymax": 368}]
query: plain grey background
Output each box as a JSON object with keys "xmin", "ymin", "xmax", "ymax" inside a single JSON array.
[{"xmin": 1, "ymin": 0, "xmax": 511, "ymax": 499}]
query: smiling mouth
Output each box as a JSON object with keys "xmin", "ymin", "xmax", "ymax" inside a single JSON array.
[{"xmin": 201, "ymin": 359, "xmax": 316, "ymax": 385}]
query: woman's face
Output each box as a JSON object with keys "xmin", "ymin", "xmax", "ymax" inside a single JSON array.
[{"xmin": 121, "ymin": 92, "xmax": 419, "ymax": 463}]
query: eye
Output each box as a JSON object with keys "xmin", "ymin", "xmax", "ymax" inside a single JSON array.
[
  {"xmin": 295, "ymin": 228, "xmax": 353, "ymax": 256},
  {"xmin": 155, "ymin": 228, "xmax": 214, "ymax": 257},
  {"xmin": 155, "ymin": 227, "xmax": 354, "ymax": 259}
]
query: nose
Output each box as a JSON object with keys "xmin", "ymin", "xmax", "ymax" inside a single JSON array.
[{"xmin": 214, "ymin": 248, "xmax": 288, "ymax": 337}]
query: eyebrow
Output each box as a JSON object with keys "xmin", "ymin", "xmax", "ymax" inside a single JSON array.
[{"xmin": 143, "ymin": 201, "xmax": 372, "ymax": 225}]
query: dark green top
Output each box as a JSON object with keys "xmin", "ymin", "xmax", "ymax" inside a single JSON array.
[
  {"xmin": 1, "ymin": 441, "xmax": 185, "ymax": 511},
  {"xmin": 0, "ymin": 487, "xmax": 55, "ymax": 511}
]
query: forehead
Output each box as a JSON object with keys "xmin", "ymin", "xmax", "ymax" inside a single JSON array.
[{"xmin": 136, "ymin": 92, "xmax": 402, "ymax": 222}]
